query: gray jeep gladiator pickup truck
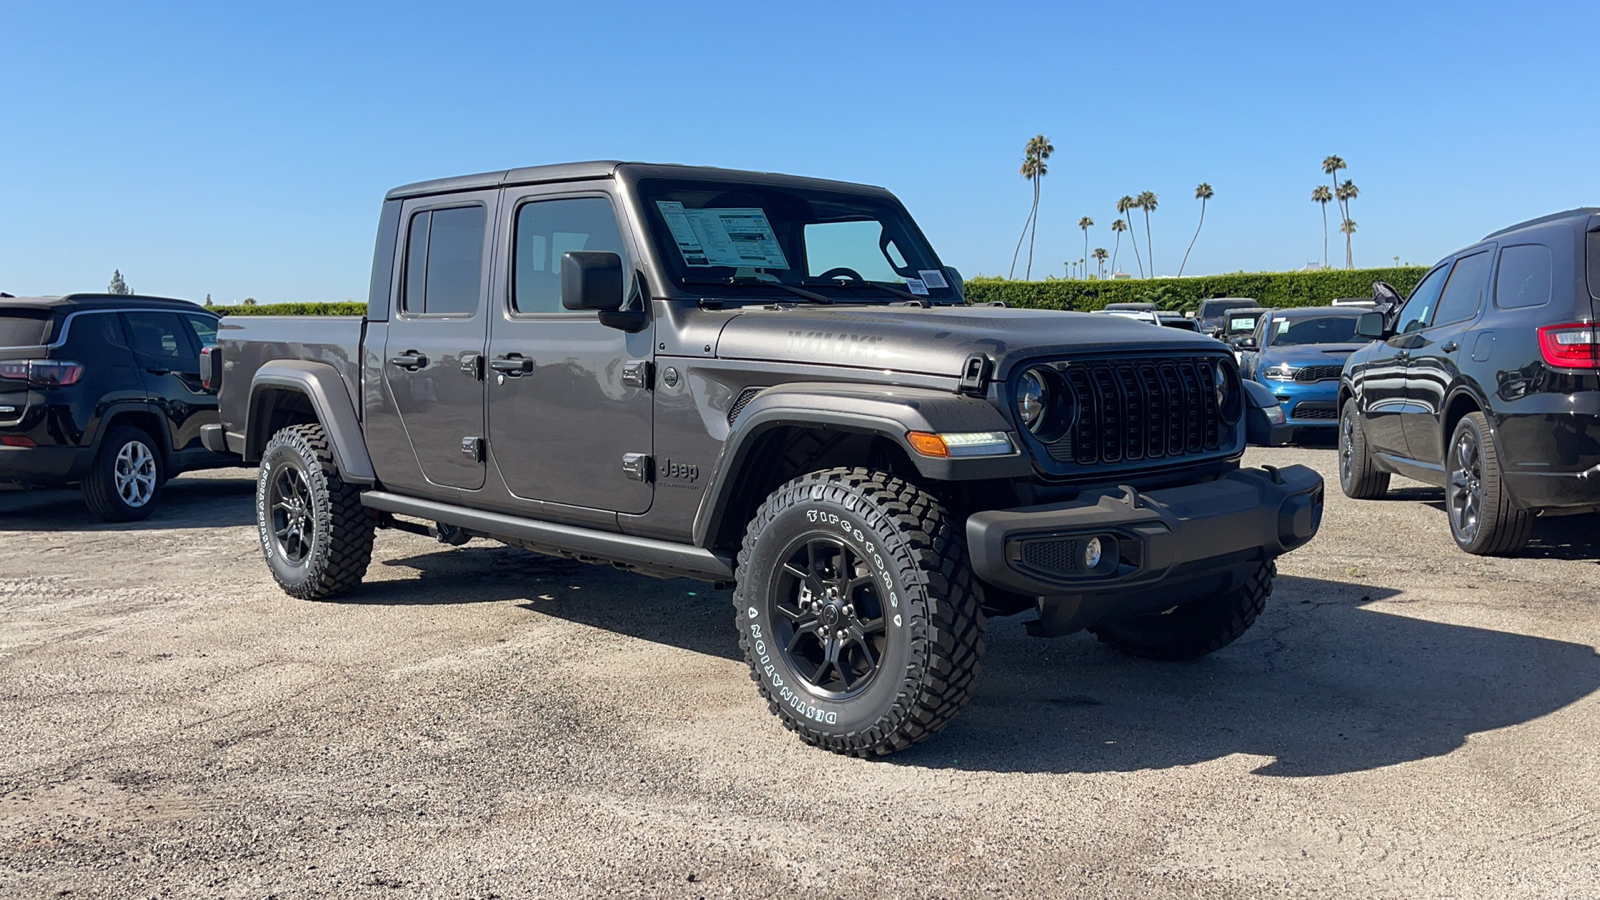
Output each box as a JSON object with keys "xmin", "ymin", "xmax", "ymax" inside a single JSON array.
[{"xmin": 203, "ymin": 161, "xmax": 1322, "ymax": 756}]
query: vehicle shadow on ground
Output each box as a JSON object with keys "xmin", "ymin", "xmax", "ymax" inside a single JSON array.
[
  {"xmin": 350, "ymin": 544, "xmax": 743, "ymax": 660},
  {"xmin": 892, "ymin": 573, "xmax": 1600, "ymax": 777},
  {"xmin": 0, "ymin": 474, "xmax": 256, "ymax": 531},
  {"xmin": 1404, "ymin": 500, "xmax": 1600, "ymax": 561}
]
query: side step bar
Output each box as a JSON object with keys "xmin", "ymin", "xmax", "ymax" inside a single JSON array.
[{"xmin": 360, "ymin": 491, "xmax": 735, "ymax": 583}]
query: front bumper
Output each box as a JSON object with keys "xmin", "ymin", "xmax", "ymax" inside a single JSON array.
[
  {"xmin": 967, "ymin": 465, "xmax": 1323, "ymax": 633},
  {"xmin": 1261, "ymin": 378, "xmax": 1339, "ymax": 427}
]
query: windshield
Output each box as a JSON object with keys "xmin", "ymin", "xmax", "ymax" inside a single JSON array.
[
  {"xmin": 636, "ymin": 178, "xmax": 955, "ymax": 302},
  {"xmin": 1202, "ymin": 299, "xmax": 1255, "ymax": 318},
  {"xmin": 1268, "ymin": 315, "xmax": 1359, "ymax": 347},
  {"xmin": 1227, "ymin": 314, "xmax": 1261, "ymax": 333}
]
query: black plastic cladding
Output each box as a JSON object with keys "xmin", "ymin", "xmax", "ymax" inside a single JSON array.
[{"xmin": 1008, "ymin": 351, "xmax": 1243, "ymax": 478}]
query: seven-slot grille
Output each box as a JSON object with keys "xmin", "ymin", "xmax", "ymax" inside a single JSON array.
[
  {"xmin": 1293, "ymin": 364, "xmax": 1344, "ymax": 383},
  {"xmin": 1043, "ymin": 357, "xmax": 1227, "ymax": 466}
]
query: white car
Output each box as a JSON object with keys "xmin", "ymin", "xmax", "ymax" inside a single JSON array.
[{"xmin": 1090, "ymin": 308, "xmax": 1161, "ymax": 325}]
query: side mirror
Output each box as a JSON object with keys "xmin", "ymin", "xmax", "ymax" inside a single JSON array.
[
  {"xmin": 1243, "ymin": 380, "xmax": 1292, "ymax": 446},
  {"xmin": 1355, "ymin": 311, "xmax": 1385, "ymax": 339},
  {"xmin": 561, "ymin": 251, "xmax": 624, "ymax": 311},
  {"xmin": 1237, "ymin": 337, "xmax": 1258, "ymax": 351}
]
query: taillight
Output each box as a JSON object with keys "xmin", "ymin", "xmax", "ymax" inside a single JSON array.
[
  {"xmin": 1538, "ymin": 324, "xmax": 1600, "ymax": 369},
  {"xmin": 199, "ymin": 345, "xmax": 222, "ymax": 392},
  {"xmin": 0, "ymin": 360, "xmax": 85, "ymax": 386}
]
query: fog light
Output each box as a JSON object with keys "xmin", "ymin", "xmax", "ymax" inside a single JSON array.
[{"xmin": 1084, "ymin": 536, "xmax": 1102, "ymax": 569}]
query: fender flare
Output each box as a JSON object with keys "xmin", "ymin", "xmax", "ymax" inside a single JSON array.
[
  {"xmin": 247, "ymin": 361, "xmax": 375, "ymax": 483},
  {"xmin": 692, "ymin": 383, "xmax": 1029, "ymax": 547}
]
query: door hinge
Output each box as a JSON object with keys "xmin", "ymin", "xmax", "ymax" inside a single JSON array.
[
  {"xmin": 461, "ymin": 436, "xmax": 484, "ymax": 462},
  {"xmin": 622, "ymin": 359, "xmax": 653, "ymax": 389},
  {"xmin": 958, "ymin": 352, "xmax": 992, "ymax": 394},
  {"xmin": 622, "ymin": 452, "xmax": 652, "ymax": 482},
  {"xmin": 460, "ymin": 353, "xmax": 484, "ymax": 380}
]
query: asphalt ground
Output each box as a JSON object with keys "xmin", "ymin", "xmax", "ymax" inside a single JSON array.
[{"xmin": 2, "ymin": 444, "xmax": 1597, "ymax": 899}]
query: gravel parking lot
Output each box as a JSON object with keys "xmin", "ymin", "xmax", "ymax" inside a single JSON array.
[{"xmin": 2, "ymin": 445, "xmax": 1597, "ymax": 899}]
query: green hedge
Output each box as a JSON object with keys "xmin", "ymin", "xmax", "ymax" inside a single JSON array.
[
  {"xmin": 210, "ymin": 302, "xmax": 367, "ymax": 317},
  {"xmin": 963, "ymin": 266, "xmax": 1427, "ymax": 313},
  {"xmin": 208, "ymin": 266, "xmax": 1425, "ymax": 318}
]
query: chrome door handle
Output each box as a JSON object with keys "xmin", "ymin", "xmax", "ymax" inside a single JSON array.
[{"xmin": 1442, "ymin": 340, "xmax": 1459, "ymax": 353}]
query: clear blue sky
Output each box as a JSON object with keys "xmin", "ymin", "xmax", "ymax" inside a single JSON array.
[{"xmin": 3, "ymin": 0, "xmax": 1596, "ymax": 303}]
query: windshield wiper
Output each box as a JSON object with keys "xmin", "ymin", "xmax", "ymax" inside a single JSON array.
[
  {"xmin": 799, "ymin": 279, "xmax": 927, "ymax": 303},
  {"xmin": 682, "ymin": 276, "xmax": 831, "ymax": 305}
]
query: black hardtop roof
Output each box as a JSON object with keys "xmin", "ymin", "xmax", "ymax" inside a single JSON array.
[
  {"xmin": 0, "ymin": 293, "xmax": 205, "ymax": 312},
  {"xmin": 1482, "ymin": 207, "xmax": 1600, "ymax": 241},
  {"xmin": 385, "ymin": 161, "xmax": 895, "ymax": 201}
]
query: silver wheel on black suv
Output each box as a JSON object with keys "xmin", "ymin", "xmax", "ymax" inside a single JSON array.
[{"xmin": 82, "ymin": 425, "xmax": 165, "ymax": 522}]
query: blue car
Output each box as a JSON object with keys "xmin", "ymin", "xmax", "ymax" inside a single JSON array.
[{"xmin": 1237, "ymin": 307, "xmax": 1368, "ymax": 434}]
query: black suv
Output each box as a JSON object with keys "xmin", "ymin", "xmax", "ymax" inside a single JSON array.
[
  {"xmin": 1339, "ymin": 208, "xmax": 1600, "ymax": 554},
  {"xmin": 0, "ymin": 293, "xmax": 234, "ymax": 520}
]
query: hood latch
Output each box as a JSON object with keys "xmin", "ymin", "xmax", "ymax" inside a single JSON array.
[{"xmin": 958, "ymin": 353, "xmax": 993, "ymax": 395}]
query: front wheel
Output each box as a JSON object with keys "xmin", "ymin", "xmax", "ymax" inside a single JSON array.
[
  {"xmin": 734, "ymin": 467, "xmax": 985, "ymax": 757},
  {"xmin": 1339, "ymin": 399, "xmax": 1390, "ymax": 499},
  {"xmin": 1090, "ymin": 561, "xmax": 1275, "ymax": 661},
  {"xmin": 256, "ymin": 423, "xmax": 374, "ymax": 598},
  {"xmin": 1447, "ymin": 412, "xmax": 1530, "ymax": 555}
]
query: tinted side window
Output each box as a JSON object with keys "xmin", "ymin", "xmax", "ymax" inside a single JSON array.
[
  {"xmin": 184, "ymin": 315, "xmax": 218, "ymax": 347},
  {"xmin": 123, "ymin": 312, "xmax": 191, "ymax": 360},
  {"xmin": 1396, "ymin": 265, "xmax": 1449, "ymax": 334},
  {"xmin": 401, "ymin": 205, "xmax": 485, "ymax": 316},
  {"xmin": 1495, "ymin": 244, "xmax": 1553, "ymax": 309},
  {"xmin": 513, "ymin": 197, "xmax": 628, "ymax": 314},
  {"xmin": 1432, "ymin": 250, "xmax": 1492, "ymax": 326}
]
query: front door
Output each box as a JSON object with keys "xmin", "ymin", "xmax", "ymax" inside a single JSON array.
[
  {"xmin": 381, "ymin": 192, "xmax": 497, "ymax": 494},
  {"xmin": 486, "ymin": 189, "xmax": 654, "ymax": 515},
  {"xmin": 1355, "ymin": 263, "xmax": 1449, "ymax": 457},
  {"xmin": 1403, "ymin": 249, "xmax": 1491, "ymax": 463}
]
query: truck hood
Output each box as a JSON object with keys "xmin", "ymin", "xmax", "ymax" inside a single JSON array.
[{"xmin": 713, "ymin": 305, "xmax": 1224, "ymax": 379}]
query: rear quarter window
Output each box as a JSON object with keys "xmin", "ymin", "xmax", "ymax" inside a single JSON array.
[
  {"xmin": 1495, "ymin": 244, "xmax": 1553, "ymax": 309},
  {"xmin": 1588, "ymin": 232, "xmax": 1600, "ymax": 303},
  {"xmin": 0, "ymin": 309, "xmax": 53, "ymax": 347}
]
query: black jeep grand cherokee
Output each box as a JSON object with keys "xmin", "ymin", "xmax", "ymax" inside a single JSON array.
[
  {"xmin": 1340, "ymin": 208, "xmax": 1600, "ymax": 554},
  {"xmin": 0, "ymin": 293, "xmax": 235, "ymax": 520}
]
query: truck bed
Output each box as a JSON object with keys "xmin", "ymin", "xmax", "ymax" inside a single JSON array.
[{"xmin": 216, "ymin": 315, "xmax": 366, "ymax": 444}]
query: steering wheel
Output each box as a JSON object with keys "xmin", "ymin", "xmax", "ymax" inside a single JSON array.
[{"xmin": 816, "ymin": 267, "xmax": 865, "ymax": 282}]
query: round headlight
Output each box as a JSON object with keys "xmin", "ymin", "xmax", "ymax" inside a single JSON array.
[
  {"xmin": 1215, "ymin": 360, "xmax": 1243, "ymax": 425},
  {"xmin": 1017, "ymin": 369, "xmax": 1049, "ymax": 433},
  {"xmin": 1084, "ymin": 536, "xmax": 1103, "ymax": 569}
]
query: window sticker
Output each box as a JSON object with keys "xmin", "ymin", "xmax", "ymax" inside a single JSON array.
[
  {"xmin": 656, "ymin": 201, "xmax": 789, "ymax": 269},
  {"xmin": 905, "ymin": 278, "xmax": 929, "ymax": 296},
  {"xmin": 917, "ymin": 269, "xmax": 948, "ymax": 289}
]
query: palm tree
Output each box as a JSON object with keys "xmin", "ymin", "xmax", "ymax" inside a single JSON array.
[
  {"xmin": 1093, "ymin": 247, "xmax": 1108, "ymax": 280},
  {"xmin": 1117, "ymin": 195, "xmax": 1143, "ymax": 278},
  {"xmin": 1336, "ymin": 180, "xmax": 1360, "ymax": 268},
  {"xmin": 1311, "ymin": 185, "xmax": 1333, "ymax": 268},
  {"xmin": 1136, "ymin": 191, "xmax": 1158, "ymax": 276},
  {"xmin": 1322, "ymin": 155, "xmax": 1350, "ymax": 264},
  {"xmin": 1109, "ymin": 218, "xmax": 1127, "ymax": 275},
  {"xmin": 1078, "ymin": 216, "xmax": 1094, "ymax": 282},
  {"xmin": 1340, "ymin": 218, "xmax": 1358, "ymax": 259},
  {"xmin": 1178, "ymin": 182, "xmax": 1212, "ymax": 277},
  {"xmin": 1006, "ymin": 135, "xmax": 1054, "ymax": 279}
]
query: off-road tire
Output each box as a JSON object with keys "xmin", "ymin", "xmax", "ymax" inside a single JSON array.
[
  {"xmin": 733, "ymin": 467, "xmax": 985, "ymax": 757},
  {"xmin": 1447, "ymin": 412, "xmax": 1531, "ymax": 556},
  {"xmin": 1090, "ymin": 560, "xmax": 1275, "ymax": 661},
  {"xmin": 1339, "ymin": 398, "xmax": 1390, "ymax": 499},
  {"xmin": 256, "ymin": 423, "xmax": 374, "ymax": 599},
  {"xmin": 82, "ymin": 425, "xmax": 165, "ymax": 522}
]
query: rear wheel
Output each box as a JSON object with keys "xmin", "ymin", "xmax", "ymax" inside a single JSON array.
[
  {"xmin": 1339, "ymin": 399, "xmax": 1390, "ymax": 499},
  {"xmin": 257, "ymin": 423, "xmax": 374, "ymax": 598},
  {"xmin": 1090, "ymin": 561, "xmax": 1274, "ymax": 661},
  {"xmin": 82, "ymin": 426, "xmax": 165, "ymax": 522},
  {"xmin": 734, "ymin": 467, "xmax": 985, "ymax": 756},
  {"xmin": 1447, "ymin": 412, "xmax": 1530, "ymax": 555}
]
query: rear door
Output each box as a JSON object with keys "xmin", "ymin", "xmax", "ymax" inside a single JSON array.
[
  {"xmin": 122, "ymin": 310, "xmax": 209, "ymax": 451},
  {"xmin": 1403, "ymin": 248, "xmax": 1492, "ymax": 462},
  {"xmin": 381, "ymin": 192, "xmax": 497, "ymax": 495},
  {"xmin": 485, "ymin": 187, "xmax": 654, "ymax": 515}
]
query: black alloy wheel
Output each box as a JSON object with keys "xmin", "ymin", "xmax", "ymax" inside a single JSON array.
[
  {"xmin": 267, "ymin": 463, "xmax": 316, "ymax": 566},
  {"xmin": 1447, "ymin": 425, "xmax": 1484, "ymax": 544},
  {"xmin": 1444, "ymin": 412, "xmax": 1530, "ymax": 555},
  {"xmin": 771, "ymin": 536, "xmax": 888, "ymax": 698}
]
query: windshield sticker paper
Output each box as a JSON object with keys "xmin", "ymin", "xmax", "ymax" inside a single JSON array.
[
  {"xmin": 905, "ymin": 278, "xmax": 929, "ymax": 296},
  {"xmin": 917, "ymin": 269, "xmax": 948, "ymax": 289},
  {"xmin": 656, "ymin": 201, "xmax": 790, "ymax": 269}
]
